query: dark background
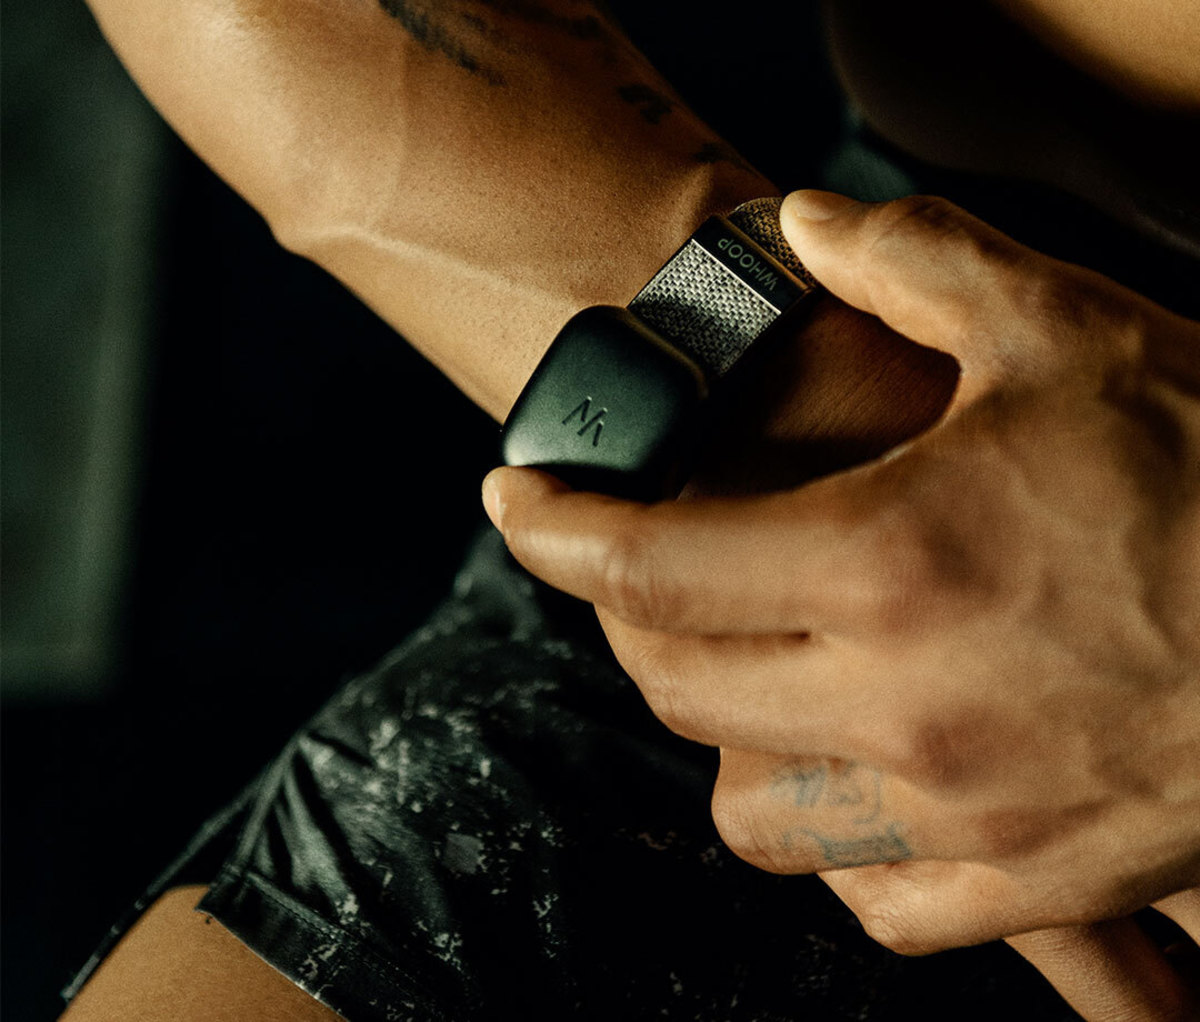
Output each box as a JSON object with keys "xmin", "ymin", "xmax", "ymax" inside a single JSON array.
[
  {"xmin": 1, "ymin": 3, "xmax": 496, "ymax": 1016},
  {"xmin": 0, "ymin": 2, "xmax": 839, "ymax": 1017}
]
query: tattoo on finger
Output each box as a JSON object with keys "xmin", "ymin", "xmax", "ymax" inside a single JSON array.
[
  {"xmin": 792, "ymin": 826, "xmax": 912, "ymax": 868},
  {"xmin": 772, "ymin": 762, "xmax": 912, "ymax": 867},
  {"xmin": 771, "ymin": 761, "xmax": 883, "ymax": 824}
]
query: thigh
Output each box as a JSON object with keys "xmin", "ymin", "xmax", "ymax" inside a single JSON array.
[{"xmin": 60, "ymin": 885, "xmax": 342, "ymax": 1022}]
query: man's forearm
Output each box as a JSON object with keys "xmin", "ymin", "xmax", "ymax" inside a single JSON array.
[{"xmin": 87, "ymin": 0, "xmax": 774, "ymax": 419}]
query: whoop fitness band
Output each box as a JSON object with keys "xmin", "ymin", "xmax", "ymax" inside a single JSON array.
[{"xmin": 500, "ymin": 197, "xmax": 820, "ymax": 498}]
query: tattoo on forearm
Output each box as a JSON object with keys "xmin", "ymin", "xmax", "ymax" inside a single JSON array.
[
  {"xmin": 693, "ymin": 140, "xmax": 755, "ymax": 174},
  {"xmin": 617, "ymin": 83, "xmax": 674, "ymax": 124},
  {"xmin": 505, "ymin": 0, "xmax": 606, "ymax": 40},
  {"xmin": 773, "ymin": 762, "xmax": 912, "ymax": 866},
  {"xmin": 379, "ymin": 0, "xmax": 506, "ymax": 83},
  {"xmin": 378, "ymin": 0, "xmax": 613, "ymax": 85}
]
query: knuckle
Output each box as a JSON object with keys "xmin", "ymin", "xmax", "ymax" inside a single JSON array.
[
  {"xmin": 885, "ymin": 701, "xmax": 1009, "ymax": 789},
  {"xmin": 1013, "ymin": 264, "xmax": 1146, "ymax": 368},
  {"xmin": 623, "ymin": 643, "xmax": 706, "ymax": 742},
  {"xmin": 710, "ymin": 783, "xmax": 793, "ymax": 875},
  {"xmin": 857, "ymin": 571, "xmax": 923, "ymax": 637},
  {"xmin": 970, "ymin": 808, "xmax": 1058, "ymax": 859},
  {"xmin": 868, "ymin": 194, "xmax": 1021, "ymax": 346},
  {"xmin": 875, "ymin": 194, "xmax": 962, "ymax": 234},
  {"xmin": 1010, "ymin": 267, "xmax": 1088, "ymax": 363},
  {"xmin": 891, "ymin": 715, "xmax": 967, "ymax": 789},
  {"xmin": 850, "ymin": 513, "xmax": 946, "ymax": 634},
  {"xmin": 854, "ymin": 898, "xmax": 937, "ymax": 956},
  {"xmin": 849, "ymin": 489, "xmax": 1001, "ymax": 638},
  {"xmin": 871, "ymin": 195, "xmax": 995, "ymax": 269},
  {"xmin": 1016, "ymin": 263, "xmax": 1079, "ymax": 326},
  {"xmin": 599, "ymin": 519, "xmax": 681, "ymax": 629}
]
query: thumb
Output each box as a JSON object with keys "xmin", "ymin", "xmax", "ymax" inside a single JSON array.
[{"xmin": 780, "ymin": 191, "xmax": 1078, "ymax": 402}]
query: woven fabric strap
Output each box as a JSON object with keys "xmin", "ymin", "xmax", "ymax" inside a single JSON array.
[{"xmin": 627, "ymin": 197, "xmax": 819, "ymax": 378}]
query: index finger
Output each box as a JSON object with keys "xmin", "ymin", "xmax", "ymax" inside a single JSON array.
[{"xmin": 482, "ymin": 465, "xmax": 916, "ymax": 635}]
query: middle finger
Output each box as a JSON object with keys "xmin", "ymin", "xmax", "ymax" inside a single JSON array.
[{"xmin": 598, "ymin": 610, "xmax": 902, "ymax": 760}]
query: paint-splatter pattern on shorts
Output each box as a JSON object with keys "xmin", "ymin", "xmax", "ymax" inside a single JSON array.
[{"xmin": 197, "ymin": 530, "xmax": 1075, "ymax": 1021}]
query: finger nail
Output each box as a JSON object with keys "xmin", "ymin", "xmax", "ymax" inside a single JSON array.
[
  {"xmin": 783, "ymin": 189, "xmax": 858, "ymax": 222},
  {"xmin": 481, "ymin": 471, "xmax": 505, "ymax": 530}
]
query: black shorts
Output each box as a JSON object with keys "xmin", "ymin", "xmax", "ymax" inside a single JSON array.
[{"xmin": 66, "ymin": 529, "xmax": 1074, "ymax": 1020}]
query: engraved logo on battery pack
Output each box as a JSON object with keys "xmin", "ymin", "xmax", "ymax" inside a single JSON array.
[
  {"xmin": 563, "ymin": 397, "xmax": 607, "ymax": 446},
  {"xmin": 716, "ymin": 236, "xmax": 778, "ymax": 291}
]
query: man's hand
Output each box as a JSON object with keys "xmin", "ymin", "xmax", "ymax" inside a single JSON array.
[{"xmin": 484, "ymin": 191, "xmax": 1200, "ymax": 1017}]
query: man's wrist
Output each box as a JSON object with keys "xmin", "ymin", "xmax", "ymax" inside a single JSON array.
[
  {"xmin": 476, "ymin": 169, "xmax": 778, "ymax": 419},
  {"xmin": 499, "ymin": 195, "xmax": 821, "ymax": 498}
]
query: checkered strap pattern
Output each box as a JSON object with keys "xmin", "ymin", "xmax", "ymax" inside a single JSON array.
[{"xmin": 628, "ymin": 197, "xmax": 819, "ymax": 377}]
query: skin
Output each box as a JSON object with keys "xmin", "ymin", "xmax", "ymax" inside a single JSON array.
[
  {"xmin": 70, "ymin": 0, "xmax": 1200, "ymax": 1018},
  {"xmin": 990, "ymin": 0, "xmax": 1200, "ymax": 110},
  {"xmin": 59, "ymin": 887, "xmax": 343, "ymax": 1021},
  {"xmin": 82, "ymin": 0, "xmax": 772, "ymax": 421}
]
